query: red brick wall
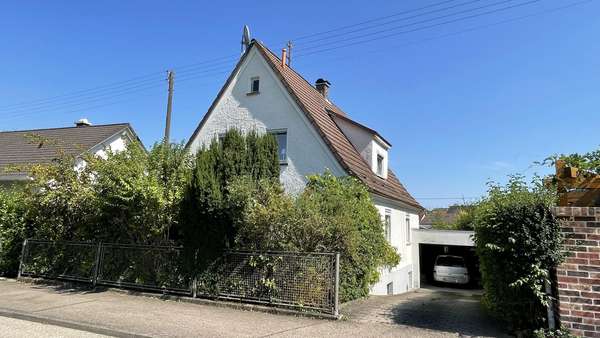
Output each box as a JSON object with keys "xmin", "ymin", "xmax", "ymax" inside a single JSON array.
[{"xmin": 555, "ymin": 207, "xmax": 600, "ymax": 337}]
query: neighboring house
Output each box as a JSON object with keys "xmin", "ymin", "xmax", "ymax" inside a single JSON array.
[
  {"xmin": 420, "ymin": 205, "xmax": 464, "ymax": 229},
  {"xmin": 0, "ymin": 120, "xmax": 141, "ymax": 188},
  {"xmin": 186, "ymin": 39, "xmax": 424, "ymax": 295}
]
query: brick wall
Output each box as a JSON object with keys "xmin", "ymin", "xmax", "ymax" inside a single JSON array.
[{"xmin": 555, "ymin": 207, "xmax": 600, "ymax": 337}]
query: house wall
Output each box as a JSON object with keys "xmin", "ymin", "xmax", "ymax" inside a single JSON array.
[
  {"xmin": 333, "ymin": 117, "xmax": 373, "ymax": 164},
  {"xmin": 186, "ymin": 48, "xmax": 346, "ymax": 194},
  {"xmin": 74, "ymin": 129, "xmax": 132, "ymax": 171},
  {"xmin": 553, "ymin": 207, "xmax": 600, "ymax": 337},
  {"xmin": 370, "ymin": 195, "xmax": 421, "ymax": 295}
]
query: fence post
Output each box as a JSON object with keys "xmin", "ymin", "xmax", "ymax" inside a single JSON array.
[
  {"xmin": 334, "ymin": 252, "xmax": 340, "ymax": 317},
  {"xmin": 92, "ymin": 242, "xmax": 103, "ymax": 287},
  {"xmin": 192, "ymin": 275, "xmax": 197, "ymax": 298},
  {"xmin": 17, "ymin": 239, "xmax": 28, "ymax": 279}
]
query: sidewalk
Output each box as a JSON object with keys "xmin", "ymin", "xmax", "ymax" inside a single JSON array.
[{"xmin": 0, "ymin": 279, "xmax": 453, "ymax": 337}]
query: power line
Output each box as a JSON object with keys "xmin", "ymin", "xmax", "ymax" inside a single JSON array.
[
  {"xmin": 1, "ymin": 68, "xmax": 232, "ymax": 121},
  {"xmin": 0, "ymin": 63, "xmax": 235, "ymax": 119},
  {"xmin": 1, "ymin": 74, "xmax": 229, "ymax": 123},
  {"xmin": 293, "ymin": 0, "xmax": 485, "ymax": 47},
  {"xmin": 295, "ymin": 0, "xmax": 541, "ymax": 57},
  {"xmin": 291, "ymin": 0, "xmax": 461, "ymax": 42},
  {"xmin": 293, "ymin": 0, "xmax": 592, "ymax": 66}
]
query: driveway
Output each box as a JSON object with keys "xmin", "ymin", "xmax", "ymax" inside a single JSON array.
[{"xmin": 342, "ymin": 286, "xmax": 509, "ymax": 337}]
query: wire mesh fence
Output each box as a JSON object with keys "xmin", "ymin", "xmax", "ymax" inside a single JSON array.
[
  {"xmin": 19, "ymin": 239, "xmax": 98, "ymax": 282},
  {"xmin": 97, "ymin": 243, "xmax": 191, "ymax": 294},
  {"xmin": 19, "ymin": 239, "xmax": 340, "ymax": 316},
  {"xmin": 198, "ymin": 251, "xmax": 338, "ymax": 314}
]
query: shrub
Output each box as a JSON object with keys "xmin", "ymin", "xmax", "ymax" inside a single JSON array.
[
  {"xmin": 177, "ymin": 129, "xmax": 280, "ymax": 271},
  {"xmin": 472, "ymin": 175, "xmax": 563, "ymax": 333},
  {"xmin": 0, "ymin": 189, "xmax": 27, "ymax": 276},
  {"xmin": 231, "ymin": 171, "xmax": 400, "ymax": 302}
]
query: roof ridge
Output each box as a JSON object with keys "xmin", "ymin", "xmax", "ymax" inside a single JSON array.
[
  {"xmin": 254, "ymin": 41, "xmax": 332, "ymax": 105},
  {"xmin": 0, "ymin": 123, "xmax": 130, "ymax": 134}
]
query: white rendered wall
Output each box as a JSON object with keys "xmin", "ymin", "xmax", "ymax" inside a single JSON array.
[
  {"xmin": 370, "ymin": 196, "xmax": 421, "ymax": 295},
  {"xmin": 186, "ymin": 48, "xmax": 346, "ymax": 194}
]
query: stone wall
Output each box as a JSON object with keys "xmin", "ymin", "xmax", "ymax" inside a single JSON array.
[{"xmin": 555, "ymin": 207, "xmax": 600, "ymax": 337}]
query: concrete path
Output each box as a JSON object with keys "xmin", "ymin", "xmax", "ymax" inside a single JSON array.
[
  {"xmin": 0, "ymin": 279, "xmax": 454, "ymax": 337},
  {"xmin": 0, "ymin": 316, "xmax": 105, "ymax": 338},
  {"xmin": 342, "ymin": 286, "xmax": 509, "ymax": 338}
]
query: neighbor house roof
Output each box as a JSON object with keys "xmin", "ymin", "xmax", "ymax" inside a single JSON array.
[
  {"xmin": 187, "ymin": 40, "xmax": 422, "ymax": 210},
  {"xmin": 0, "ymin": 123, "xmax": 136, "ymax": 177}
]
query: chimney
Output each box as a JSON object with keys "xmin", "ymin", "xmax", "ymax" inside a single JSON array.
[
  {"xmin": 315, "ymin": 78, "xmax": 330, "ymax": 98},
  {"xmin": 75, "ymin": 118, "xmax": 92, "ymax": 127},
  {"xmin": 281, "ymin": 48, "xmax": 287, "ymax": 68}
]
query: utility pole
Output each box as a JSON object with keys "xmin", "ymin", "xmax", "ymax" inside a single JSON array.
[{"xmin": 164, "ymin": 70, "xmax": 175, "ymax": 146}]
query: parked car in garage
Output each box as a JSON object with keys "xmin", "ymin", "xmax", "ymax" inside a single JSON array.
[{"xmin": 433, "ymin": 255, "xmax": 469, "ymax": 285}]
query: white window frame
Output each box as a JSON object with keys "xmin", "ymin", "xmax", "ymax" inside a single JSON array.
[
  {"xmin": 249, "ymin": 76, "xmax": 260, "ymax": 94},
  {"xmin": 384, "ymin": 209, "xmax": 392, "ymax": 243},
  {"xmin": 406, "ymin": 215, "xmax": 411, "ymax": 245},
  {"xmin": 376, "ymin": 153, "xmax": 385, "ymax": 177},
  {"xmin": 268, "ymin": 129, "xmax": 287, "ymax": 164}
]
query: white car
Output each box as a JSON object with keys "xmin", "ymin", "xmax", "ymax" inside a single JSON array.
[{"xmin": 433, "ymin": 255, "xmax": 469, "ymax": 285}]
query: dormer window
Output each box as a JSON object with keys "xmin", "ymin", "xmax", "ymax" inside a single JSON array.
[
  {"xmin": 376, "ymin": 154, "xmax": 384, "ymax": 176},
  {"xmin": 248, "ymin": 77, "xmax": 260, "ymax": 95}
]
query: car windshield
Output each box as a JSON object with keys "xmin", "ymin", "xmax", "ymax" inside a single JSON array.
[{"xmin": 436, "ymin": 256, "xmax": 465, "ymax": 267}]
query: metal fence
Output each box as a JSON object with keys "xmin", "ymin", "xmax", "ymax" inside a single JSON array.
[{"xmin": 19, "ymin": 239, "xmax": 340, "ymax": 316}]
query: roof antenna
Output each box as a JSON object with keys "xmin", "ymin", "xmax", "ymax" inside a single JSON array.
[
  {"xmin": 287, "ymin": 40, "xmax": 293, "ymax": 66},
  {"xmin": 241, "ymin": 25, "xmax": 251, "ymax": 55}
]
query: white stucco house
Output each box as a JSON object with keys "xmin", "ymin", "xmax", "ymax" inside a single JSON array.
[
  {"xmin": 0, "ymin": 120, "xmax": 141, "ymax": 188},
  {"xmin": 186, "ymin": 40, "xmax": 424, "ymax": 295}
]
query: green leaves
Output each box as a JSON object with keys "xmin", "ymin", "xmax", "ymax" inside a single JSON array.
[
  {"xmin": 230, "ymin": 170, "xmax": 400, "ymax": 302},
  {"xmin": 472, "ymin": 175, "xmax": 563, "ymax": 333}
]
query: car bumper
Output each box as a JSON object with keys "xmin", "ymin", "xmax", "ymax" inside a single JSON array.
[{"xmin": 433, "ymin": 273, "xmax": 469, "ymax": 284}]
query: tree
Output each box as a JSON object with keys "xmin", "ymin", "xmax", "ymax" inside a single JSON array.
[{"xmin": 177, "ymin": 129, "xmax": 280, "ymax": 271}]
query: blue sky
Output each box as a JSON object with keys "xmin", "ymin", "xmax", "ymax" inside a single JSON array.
[{"xmin": 1, "ymin": 1, "xmax": 598, "ymax": 209}]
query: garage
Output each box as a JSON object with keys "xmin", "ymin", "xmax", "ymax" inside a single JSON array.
[{"xmin": 411, "ymin": 229, "xmax": 481, "ymax": 289}]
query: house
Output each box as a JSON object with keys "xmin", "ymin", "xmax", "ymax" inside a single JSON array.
[
  {"xmin": 0, "ymin": 119, "xmax": 141, "ymax": 188},
  {"xmin": 420, "ymin": 205, "xmax": 464, "ymax": 229},
  {"xmin": 186, "ymin": 39, "xmax": 424, "ymax": 295}
]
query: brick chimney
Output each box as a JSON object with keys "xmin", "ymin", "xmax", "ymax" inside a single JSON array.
[{"xmin": 315, "ymin": 78, "xmax": 330, "ymax": 99}]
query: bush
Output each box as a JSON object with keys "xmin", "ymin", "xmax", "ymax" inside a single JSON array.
[
  {"xmin": 0, "ymin": 189, "xmax": 27, "ymax": 276},
  {"xmin": 472, "ymin": 175, "xmax": 563, "ymax": 333},
  {"xmin": 231, "ymin": 171, "xmax": 400, "ymax": 302},
  {"xmin": 0, "ymin": 141, "xmax": 191, "ymax": 278},
  {"xmin": 177, "ymin": 129, "xmax": 280, "ymax": 271}
]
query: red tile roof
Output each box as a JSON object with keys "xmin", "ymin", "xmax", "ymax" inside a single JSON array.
[{"xmin": 256, "ymin": 42, "xmax": 421, "ymax": 210}]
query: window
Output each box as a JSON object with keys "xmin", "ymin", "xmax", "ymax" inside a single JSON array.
[
  {"xmin": 269, "ymin": 130, "xmax": 287, "ymax": 163},
  {"xmin": 406, "ymin": 216, "xmax": 411, "ymax": 245},
  {"xmin": 386, "ymin": 282, "xmax": 393, "ymax": 295},
  {"xmin": 250, "ymin": 77, "xmax": 260, "ymax": 94},
  {"xmin": 384, "ymin": 209, "xmax": 391, "ymax": 243},
  {"xmin": 376, "ymin": 154, "xmax": 384, "ymax": 176}
]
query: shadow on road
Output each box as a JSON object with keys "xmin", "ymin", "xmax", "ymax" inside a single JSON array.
[{"xmin": 389, "ymin": 292, "xmax": 506, "ymax": 337}]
